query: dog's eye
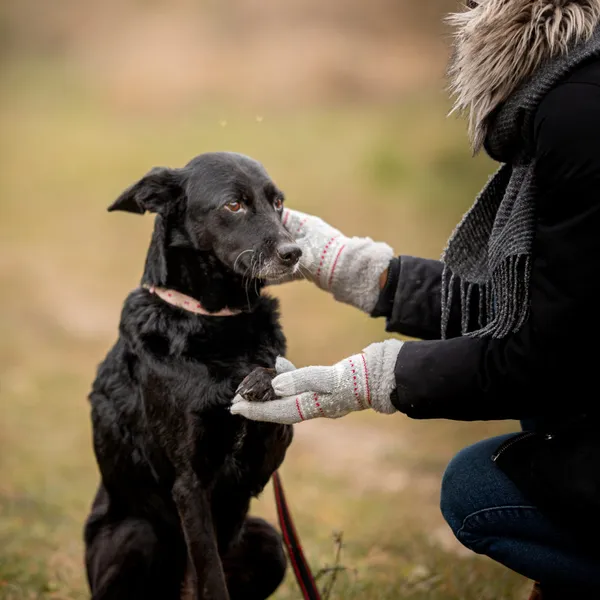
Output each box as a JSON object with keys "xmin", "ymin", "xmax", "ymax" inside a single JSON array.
[
  {"xmin": 225, "ymin": 201, "xmax": 243, "ymax": 213},
  {"xmin": 274, "ymin": 197, "xmax": 283, "ymax": 211}
]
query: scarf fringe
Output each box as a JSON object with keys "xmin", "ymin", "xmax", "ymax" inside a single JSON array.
[{"xmin": 441, "ymin": 254, "xmax": 532, "ymax": 339}]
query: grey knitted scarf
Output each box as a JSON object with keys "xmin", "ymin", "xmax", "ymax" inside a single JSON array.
[{"xmin": 441, "ymin": 26, "xmax": 600, "ymax": 339}]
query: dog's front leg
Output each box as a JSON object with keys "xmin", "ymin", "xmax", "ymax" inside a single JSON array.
[{"xmin": 172, "ymin": 472, "xmax": 229, "ymax": 600}]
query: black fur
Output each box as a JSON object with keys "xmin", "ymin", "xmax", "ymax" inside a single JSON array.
[{"xmin": 84, "ymin": 152, "xmax": 299, "ymax": 600}]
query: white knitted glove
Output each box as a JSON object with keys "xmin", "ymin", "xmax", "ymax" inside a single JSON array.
[
  {"xmin": 230, "ymin": 340, "xmax": 403, "ymax": 425},
  {"xmin": 276, "ymin": 208, "xmax": 394, "ymax": 314}
]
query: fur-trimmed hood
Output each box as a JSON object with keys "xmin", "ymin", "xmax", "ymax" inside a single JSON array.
[{"xmin": 448, "ymin": 0, "xmax": 600, "ymax": 152}]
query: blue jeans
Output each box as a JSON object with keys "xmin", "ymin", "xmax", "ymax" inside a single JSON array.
[{"xmin": 440, "ymin": 433, "xmax": 600, "ymax": 588}]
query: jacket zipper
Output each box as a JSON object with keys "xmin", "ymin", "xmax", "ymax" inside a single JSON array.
[{"xmin": 491, "ymin": 431, "xmax": 537, "ymax": 462}]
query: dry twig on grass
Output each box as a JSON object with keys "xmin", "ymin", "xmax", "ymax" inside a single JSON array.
[{"xmin": 316, "ymin": 531, "xmax": 354, "ymax": 600}]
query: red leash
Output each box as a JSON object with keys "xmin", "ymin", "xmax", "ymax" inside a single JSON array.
[{"xmin": 272, "ymin": 471, "xmax": 321, "ymax": 600}]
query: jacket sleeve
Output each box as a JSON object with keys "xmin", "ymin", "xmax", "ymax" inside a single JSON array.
[
  {"xmin": 371, "ymin": 256, "xmax": 481, "ymax": 340},
  {"xmin": 389, "ymin": 81, "xmax": 600, "ymax": 421}
]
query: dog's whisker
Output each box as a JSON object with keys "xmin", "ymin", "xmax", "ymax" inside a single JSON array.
[
  {"xmin": 297, "ymin": 263, "xmax": 311, "ymax": 280},
  {"xmin": 233, "ymin": 249, "xmax": 254, "ymax": 274},
  {"xmin": 243, "ymin": 263, "xmax": 253, "ymax": 311},
  {"xmin": 245, "ymin": 254, "xmax": 258, "ymax": 311},
  {"xmin": 254, "ymin": 252, "xmax": 264, "ymax": 295}
]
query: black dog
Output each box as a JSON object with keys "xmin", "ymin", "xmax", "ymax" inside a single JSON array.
[{"xmin": 84, "ymin": 152, "xmax": 301, "ymax": 600}]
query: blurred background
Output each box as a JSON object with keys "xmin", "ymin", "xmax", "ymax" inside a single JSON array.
[{"xmin": 0, "ymin": 1, "xmax": 526, "ymax": 598}]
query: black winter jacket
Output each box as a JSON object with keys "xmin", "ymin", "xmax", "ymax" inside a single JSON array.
[{"xmin": 372, "ymin": 58, "xmax": 600, "ymax": 548}]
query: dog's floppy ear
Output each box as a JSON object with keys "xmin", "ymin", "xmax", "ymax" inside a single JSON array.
[{"xmin": 108, "ymin": 167, "xmax": 183, "ymax": 215}]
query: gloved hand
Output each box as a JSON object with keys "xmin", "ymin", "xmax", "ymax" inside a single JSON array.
[
  {"xmin": 275, "ymin": 208, "xmax": 394, "ymax": 314},
  {"xmin": 230, "ymin": 339, "xmax": 403, "ymax": 424}
]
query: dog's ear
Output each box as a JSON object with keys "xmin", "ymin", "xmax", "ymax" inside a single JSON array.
[{"xmin": 108, "ymin": 167, "xmax": 183, "ymax": 215}]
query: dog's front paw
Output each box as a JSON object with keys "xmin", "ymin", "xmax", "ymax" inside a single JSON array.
[{"xmin": 236, "ymin": 367, "xmax": 277, "ymax": 403}]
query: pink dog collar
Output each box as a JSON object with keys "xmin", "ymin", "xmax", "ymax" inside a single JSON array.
[{"xmin": 143, "ymin": 285, "xmax": 242, "ymax": 317}]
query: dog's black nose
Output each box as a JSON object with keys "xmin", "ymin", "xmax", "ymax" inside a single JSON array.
[{"xmin": 277, "ymin": 243, "xmax": 302, "ymax": 266}]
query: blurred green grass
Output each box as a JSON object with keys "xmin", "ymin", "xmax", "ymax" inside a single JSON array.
[{"xmin": 0, "ymin": 61, "xmax": 528, "ymax": 599}]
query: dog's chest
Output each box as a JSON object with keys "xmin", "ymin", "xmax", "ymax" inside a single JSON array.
[{"xmin": 129, "ymin": 298, "xmax": 289, "ymax": 484}]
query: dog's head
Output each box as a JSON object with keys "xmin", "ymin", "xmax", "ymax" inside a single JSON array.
[{"xmin": 108, "ymin": 152, "xmax": 301, "ymax": 283}]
